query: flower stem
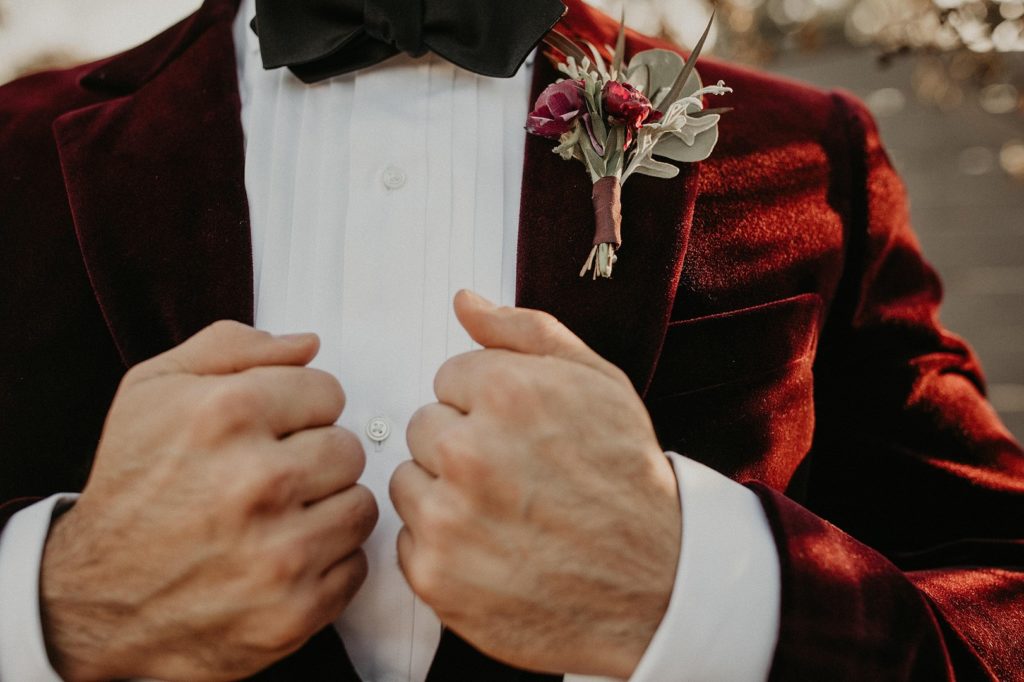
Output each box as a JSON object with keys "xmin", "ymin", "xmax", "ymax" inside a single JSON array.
[{"xmin": 581, "ymin": 176, "xmax": 623, "ymax": 280}]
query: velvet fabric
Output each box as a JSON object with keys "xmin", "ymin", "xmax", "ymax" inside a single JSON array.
[{"xmin": 0, "ymin": 0, "xmax": 1020, "ymax": 679}]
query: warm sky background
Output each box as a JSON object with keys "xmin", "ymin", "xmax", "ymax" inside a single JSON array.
[{"xmin": 0, "ymin": 0, "xmax": 202, "ymax": 84}]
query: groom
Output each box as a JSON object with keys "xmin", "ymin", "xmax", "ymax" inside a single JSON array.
[{"xmin": 1, "ymin": 0, "xmax": 1022, "ymax": 680}]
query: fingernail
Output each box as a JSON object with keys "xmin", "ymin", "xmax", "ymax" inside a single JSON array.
[{"xmin": 278, "ymin": 332, "xmax": 317, "ymax": 342}]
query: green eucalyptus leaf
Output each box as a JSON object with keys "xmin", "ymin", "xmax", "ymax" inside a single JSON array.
[
  {"xmin": 634, "ymin": 157, "xmax": 681, "ymax": 179},
  {"xmin": 627, "ymin": 62, "xmax": 651, "ymax": 93},
  {"xmin": 584, "ymin": 41, "xmax": 609, "ymax": 78},
  {"xmin": 627, "ymin": 49, "xmax": 683, "ymax": 102},
  {"xmin": 583, "ymin": 77, "xmax": 608, "ymax": 140},
  {"xmin": 604, "ymin": 126, "xmax": 625, "ymax": 176},
  {"xmin": 591, "ymin": 113, "xmax": 608, "ymax": 148},
  {"xmin": 580, "ymin": 138, "xmax": 607, "ymax": 178},
  {"xmin": 652, "ymin": 125, "xmax": 720, "ymax": 163},
  {"xmin": 582, "ymin": 86, "xmax": 604, "ymax": 134},
  {"xmin": 553, "ymin": 125, "xmax": 582, "ymax": 160}
]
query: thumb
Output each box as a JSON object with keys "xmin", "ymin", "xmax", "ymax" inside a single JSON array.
[
  {"xmin": 136, "ymin": 320, "xmax": 320, "ymax": 378},
  {"xmin": 454, "ymin": 290, "xmax": 621, "ymax": 380}
]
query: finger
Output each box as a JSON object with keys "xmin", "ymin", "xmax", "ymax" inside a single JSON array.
[
  {"xmin": 309, "ymin": 550, "xmax": 369, "ymax": 625},
  {"xmin": 396, "ymin": 525, "xmax": 415, "ymax": 586},
  {"xmin": 389, "ymin": 460, "xmax": 435, "ymax": 529},
  {"xmin": 453, "ymin": 290, "xmax": 618, "ymax": 379},
  {"xmin": 234, "ymin": 365, "xmax": 346, "ymax": 435},
  {"xmin": 302, "ymin": 485, "xmax": 379, "ymax": 573},
  {"xmin": 280, "ymin": 426, "xmax": 365, "ymax": 503},
  {"xmin": 406, "ymin": 403, "xmax": 465, "ymax": 476},
  {"xmin": 138, "ymin": 320, "xmax": 320, "ymax": 379},
  {"xmin": 433, "ymin": 348, "xmax": 526, "ymax": 414}
]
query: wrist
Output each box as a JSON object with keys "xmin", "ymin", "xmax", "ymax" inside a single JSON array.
[
  {"xmin": 601, "ymin": 630, "xmax": 656, "ymax": 680},
  {"xmin": 593, "ymin": 449, "xmax": 681, "ymax": 679},
  {"xmin": 40, "ymin": 507, "xmax": 134, "ymax": 682},
  {"xmin": 582, "ymin": 580, "xmax": 672, "ymax": 679}
]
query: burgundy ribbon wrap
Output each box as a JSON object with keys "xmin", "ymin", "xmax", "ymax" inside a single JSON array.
[{"xmin": 591, "ymin": 176, "xmax": 623, "ymax": 247}]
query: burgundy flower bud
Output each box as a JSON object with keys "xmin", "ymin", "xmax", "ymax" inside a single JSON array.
[
  {"xmin": 526, "ymin": 79, "xmax": 585, "ymax": 139},
  {"xmin": 603, "ymin": 81, "xmax": 662, "ymax": 131}
]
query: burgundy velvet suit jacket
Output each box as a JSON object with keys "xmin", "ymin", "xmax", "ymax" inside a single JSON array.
[{"xmin": 1, "ymin": 0, "xmax": 1022, "ymax": 679}]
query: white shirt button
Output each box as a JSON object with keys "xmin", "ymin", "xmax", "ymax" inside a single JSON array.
[
  {"xmin": 366, "ymin": 416, "xmax": 392, "ymax": 446},
  {"xmin": 382, "ymin": 165, "xmax": 407, "ymax": 190}
]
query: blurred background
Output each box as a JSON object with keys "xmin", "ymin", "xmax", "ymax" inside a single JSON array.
[{"xmin": 1, "ymin": 0, "xmax": 1021, "ymax": 439}]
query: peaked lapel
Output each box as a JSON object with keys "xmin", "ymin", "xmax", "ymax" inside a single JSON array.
[
  {"xmin": 54, "ymin": 0, "xmax": 253, "ymax": 368},
  {"xmin": 515, "ymin": 2, "xmax": 701, "ymax": 397}
]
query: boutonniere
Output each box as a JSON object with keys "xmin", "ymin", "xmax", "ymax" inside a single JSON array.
[{"xmin": 527, "ymin": 15, "xmax": 732, "ymax": 279}]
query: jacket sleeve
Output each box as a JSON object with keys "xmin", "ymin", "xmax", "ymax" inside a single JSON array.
[{"xmin": 751, "ymin": 91, "xmax": 1024, "ymax": 681}]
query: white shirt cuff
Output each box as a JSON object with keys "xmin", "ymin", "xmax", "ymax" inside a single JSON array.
[
  {"xmin": 0, "ymin": 494, "xmax": 79, "ymax": 682},
  {"xmin": 566, "ymin": 453, "xmax": 780, "ymax": 682}
]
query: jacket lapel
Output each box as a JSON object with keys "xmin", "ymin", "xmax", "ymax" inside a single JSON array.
[
  {"xmin": 515, "ymin": 8, "xmax": 701, "ymax": 396},
  {"xmin": 54, "ymin": 0, "xmax": 253, "ymax": 368}
]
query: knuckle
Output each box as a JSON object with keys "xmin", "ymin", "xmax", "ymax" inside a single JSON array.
[
  {"xmin": 314, "ymin": 551, "xmax": 370, "ymax": 618},
  {"xmin": 221, "ymin": 469, "xmax": 255, "ymax": 510},
  {"xmin": 265, "ymin": 540, "xmax": 310, "ymax": 585},
  {"xmin": 433, "ymin": 362, "xmax": 454, "ymax": 401},
  {"xmin": 120, "ymin": 363, "xmax": 147, "ymax": 387},
  {"xmin": 436, "ymin": 429, "xmax": 484, "ymax": 477},
  {"xmin": 329, "ymin": 428, "xmax": 366, "ymax": 476},
  {"xmin": 205, "ymin": 319, "xmax": 255, "ymax": 341},
  {"xmin": 407, "ymin": 405, "xmax": 429, "ymax": 439},
  {"xmin": 481, "ymin": 364, "xmax": 531, "ymax": 405},
  {"xmin": 322, "ymin": 372, "xmax": 347, "ymax": 415},
  {"xmin": 259, "ymin": 607, "xmax": 314, "ymax": 653},
  {"xmin": 343, "ymin": 549, "xmax": 370, "ymax": 590},
  {"xmin": 419, "ymin": 495, "xmax": 460, "ymax": 541},
  {"xmin": 480, "ymin": 356, "xmax": 513, "ymax": 383},
  {"xmin": 259, "ymin": 462, "xmax": 301, "ymax": 508},
  {"xmin": 608, "ymin": 364, "xmax": 633, "ymax": 389},
  {"xmin": 345, "ymin": 486, "xmax": 379, "ymax": 539},
  {"xmin": 406, "ymin": 551, "xmax": 447, "ymax": 603},
  {"xmin": 527, "ymin": 309, "xmax": 562, "ymax": 340},
  {"xmin": 389, "ymin": 461, "xmax": 415, "ymax": 505},
  {"xmin": 231, "ymin": 459, "xmax": 298, "ymax": 512},
  {"xmin": 195, "ymin": 381, "xmax": 263, "ymax": 432},
  {"xmin": 305, "ymin": 368, "xmax": 346, "ymax": 418}
]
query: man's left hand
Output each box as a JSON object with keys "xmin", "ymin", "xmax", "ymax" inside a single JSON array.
[{"xmin": 390, "ymin": 290, "xmax": 681, "ymax": 678}]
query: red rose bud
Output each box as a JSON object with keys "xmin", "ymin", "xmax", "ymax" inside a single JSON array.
[
  {"xmin": 526, "ymin": 79, "xmax": 585, "ymax": 139},
  {"xmin": 603, "ymin": 81, "xmax": 661, "ymax": 146}
]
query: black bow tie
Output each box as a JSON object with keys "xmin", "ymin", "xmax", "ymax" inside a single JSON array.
[{"xmin": 252, "ymin": 0, "xmax": 567, "ymax": 83}]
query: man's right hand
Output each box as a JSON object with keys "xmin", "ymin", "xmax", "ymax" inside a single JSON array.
[{"xmin": 39, "ymin": 321, "xmax": 377, "ymax": 682}]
